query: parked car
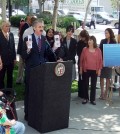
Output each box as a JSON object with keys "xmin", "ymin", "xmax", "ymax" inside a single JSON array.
[
  {"xmin": 6, "ymin": 9, "xmax": 26, "ymax": 17},
  {"xmin": 36, "ymin": 10, "xmax": 63, "ymax": 16},
  {"xmin": 94, "ymin": 13, "xmax": 113, "ymax": 25},
  {"xmin": 67, "ymin": 11, "xmax": 91, "ymax": 27}
]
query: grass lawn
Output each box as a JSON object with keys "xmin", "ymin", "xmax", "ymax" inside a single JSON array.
[{"xmin": 13, "ymin": 65, "xmax": 78, "ymax": 101}]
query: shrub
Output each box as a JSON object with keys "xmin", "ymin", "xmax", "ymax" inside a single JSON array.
[
  {"xmin": 57, "ymin": 16, "xmax": 80, "ymax": 28},
  {"xmin": 10, "ymin": 15, "xmax": 26, "ymax": 27},
  {"xmin": 37, "ymin": 12, "xmax": 52, "ymax": 25}
]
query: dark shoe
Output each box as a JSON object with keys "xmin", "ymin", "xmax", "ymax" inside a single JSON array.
[
  {"xmin": 90, "ymin": 101, "xmax": 96, "ymax": 105},
  {"xmin": 82, "ymin": 100, "xmax": 88, "ymax": 104}
]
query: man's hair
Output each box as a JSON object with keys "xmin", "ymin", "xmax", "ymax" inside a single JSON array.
[
  {"xmin": 32, "ymin": 19, "xmax": 44, "ymax": 27},
  {"xmin": 31, "ymin": 17, "xmax": 37, "ymax": 25}
]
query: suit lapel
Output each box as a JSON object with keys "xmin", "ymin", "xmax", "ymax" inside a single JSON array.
[
  {"xmin": 32, "ymin": 34, "xmax": 39, "ymax": 52},
  {"xmin": 66, "ymin": 37, "xmax": 72, "ymax": 51}
]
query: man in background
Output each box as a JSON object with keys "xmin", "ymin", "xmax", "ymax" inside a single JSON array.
[{"xmin": 16, "ymin": 16, "xmax": 31, "ymax": 84}]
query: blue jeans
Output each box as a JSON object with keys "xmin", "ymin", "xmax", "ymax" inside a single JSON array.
[{"xmin": 11, "ymin": 121, "xmax": 25, "ymax": 134}]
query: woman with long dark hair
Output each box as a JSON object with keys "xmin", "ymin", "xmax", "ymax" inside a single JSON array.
[
  {"xmin": 46, "ymin": 28, "xmax": 55, "ymax": 48},
  {"xmin": 99, "ymin": 28, "xmax": 117, "ymax": 100},
  {"xmin": 80, "ymin": 36, "xmax": 102, "ymax": 105},
  {"xmin": 77, "ymin": 30, "xmax": 89, "ymax": 98}
]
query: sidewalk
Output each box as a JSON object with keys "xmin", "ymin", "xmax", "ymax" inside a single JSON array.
[{"xmin": 16, "ymin": 89, "xmax": 120, "ymax": 134}]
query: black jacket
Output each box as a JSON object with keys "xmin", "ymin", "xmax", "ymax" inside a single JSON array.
[
  {"xmin": 17, "ymin": 22, "xmax": 29, "ymax": 55},
  {"xmin": 0, "ymin": 31, "xmax": 16, "ymax": 65},
  {"xmin": 59, "ymin": 37, "xmax": 77, "ymax": 64},
  {"xmin": 77, "ymin": 40, "xmax": 87, "ymax": 65},
  {"xmin": 99, "ymin": 38, "xmax": 117, "ymax": 57},
  {"xmin": 22, "ymin": 34, "xmax": 56, "ymax": 69}
]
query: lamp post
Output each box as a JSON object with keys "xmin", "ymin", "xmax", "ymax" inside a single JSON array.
[
  {"xmin": 28, "ymin": 0, "xmax": 29, "ymax": 14},
  {"xmin": 8, "ymin": 0, "xmax": 12, "ymax": 20}
]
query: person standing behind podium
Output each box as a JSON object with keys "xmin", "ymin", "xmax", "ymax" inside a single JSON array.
[
  {"xmin": 58, "ymin": 25, "xmax": 77, "ymax": 81},
  {"xmin": 22, "ymin": 20, "xmax": 56, "ymax": 121},
  {"xmin": 0, "ymin": 21, "xmax": 16, "ymax": 89}
]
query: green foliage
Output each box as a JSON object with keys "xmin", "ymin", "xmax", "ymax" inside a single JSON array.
[
  {"xmin": 10, "ymin": 15, "xmax": 26, "ymax": 27},
  {"xmin": 71, "ymin": 80, "xmax": 78, "ymax": 93},
  {"xmin": 110, "ymin": 0, "xmax": 119, "ymax": 9},
  {"xmin": 12, "ymin": 0, "xmax": 28, "ymax": 6},
  {"xmin": 37, "ymin": 12, "xmax": 53, "ymax": 25},
  {"xmin": 57, "ymin": 16, "xmax": 80, "ymax": 28}
]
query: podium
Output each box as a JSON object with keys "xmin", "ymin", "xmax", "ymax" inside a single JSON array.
[{"xmin": 28, "ymin": 61, "xmax": 72, "ymax": 133}]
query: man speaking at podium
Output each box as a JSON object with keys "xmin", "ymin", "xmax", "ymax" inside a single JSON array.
[{"xmin": 22, "ymin": 20, "xmax": 56, "ymax": 121}]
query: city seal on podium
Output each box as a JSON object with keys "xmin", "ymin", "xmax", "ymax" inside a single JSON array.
[{"xmin": 55, "ymin": 63, "xmax": 65, "ymax": 76}]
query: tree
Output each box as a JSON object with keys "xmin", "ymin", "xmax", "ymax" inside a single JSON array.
[
  {"xmin": 83, "ymin": 0, "xmax": 92, "ymax": 29},
  {"xmin": 52, "ymin": 0, "xmax": 59, "ymax": 30},
  {"xmin": 110, "ymin": 0, "xmax": 119, "ymax": 10},
  {"xmin": 38, "ymin": 0, "xmax": 46, "ymax": 14},
  {"xmin": 1, "ymin": 0, "xmax": 7, "ymax": 21}
]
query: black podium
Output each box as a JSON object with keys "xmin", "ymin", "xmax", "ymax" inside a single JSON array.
[{"xmin": 28, "ymin": 61, "xmax": 72, "ymax": 133}]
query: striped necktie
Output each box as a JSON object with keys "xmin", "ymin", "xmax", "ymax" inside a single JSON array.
[{"xmin": 38, "ymin": 37, "xmax": 41, "ymax": 52}]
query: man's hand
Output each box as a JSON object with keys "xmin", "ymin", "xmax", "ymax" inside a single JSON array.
[
  {"xmin": 10, "ymin": 119, "xmax": 16, "ymax": 126},
  {"xmin": 0, "ymin": 91, "xmax": 3, "ymax": 96},
  {"xmin": 57, "ymin": 58, "xmax": 63, "ymax": 62},
  {"xmin": 0, "ymin": 57, "xmax": 2, "ymax": 70}
]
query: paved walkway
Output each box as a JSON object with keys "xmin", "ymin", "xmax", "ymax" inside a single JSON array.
[{"xmin": 16, "ymin": 89, "xmax": 120, "ymax": 134}]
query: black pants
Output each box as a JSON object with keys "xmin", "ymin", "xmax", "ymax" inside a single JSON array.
[
  {"xmin": 24, "ymin": 68, "xmax": 30, "ymax": 119},
  {"xmin": 78, "ymin": 73, "xmax": 85, "ymax": 98},
  {"xmin": 90, "ymin": 21, "xmax": 96, "ymax": 29},
  {"xmin": 0, "ymin": 64, "xmax": 14, "ymax": 89},
  {"xmin": 83, "ymin": 70, "xmax": 97, "ymax": 102}
]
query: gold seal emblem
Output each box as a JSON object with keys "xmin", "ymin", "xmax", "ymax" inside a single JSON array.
[{"xmin": 55, "ymin": 63, "xmax": 65, "ymax": 76}]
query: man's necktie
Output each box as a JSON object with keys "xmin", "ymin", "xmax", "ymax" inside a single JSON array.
[{"xmin": 38, "ymin": 37, "xmax": 41, "ymax": 52}]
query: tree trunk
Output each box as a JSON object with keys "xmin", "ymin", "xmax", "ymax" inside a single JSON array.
[
  {"xmin": 82, "ymin": 0, "xmax": 92, "ymax": 29},
  {"xmin": 52, "ymin": 0, "xmax": 59, "ymax": 30},
  {"xmin": 1, "ymin": 0, "xmax": 6, "ymax": 21},
  {"xmin": 38, "ymin": 0, "xmax": 43, "ymax": 15}
]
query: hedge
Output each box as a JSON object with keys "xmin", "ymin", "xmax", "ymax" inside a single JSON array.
[{"xmin": 10, "ymin": 15, "xmax": 26, "ymax": 27}]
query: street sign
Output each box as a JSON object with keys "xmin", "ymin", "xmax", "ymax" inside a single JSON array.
[{"xmin": 103, "ymin": 44, "xmax": 120, "ymax": 67}]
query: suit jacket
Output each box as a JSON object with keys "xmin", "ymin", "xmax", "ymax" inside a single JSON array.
[
  {"xmin": 0, "ymin": 31, "xmax": 16, "ymax": 65},
  {"xmin": 22, "ymin": 34, "xmax": 56, "ymax": 69},
  {"xmin": 17, "ymin": 22, "xmax": 30, "ymax": 55},
  {"xmin": 99, "ymin": 38, "xmax": 117, "ymax": 57},
  {"xmin": 59, "ymin": 37, "xmax": 77, "ymax": 64}
]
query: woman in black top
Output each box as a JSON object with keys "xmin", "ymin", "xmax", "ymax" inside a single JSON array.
[
  {"xmin": 46, "ymin": 28, "xmax": 55, "ymax": 48},
  {"xmin": 77, "ymin": 30, "xmax": 89, "ymax": 98},
  {"xmin": 59, "ymin": 25, "xmax": 77, "ymax": 81},
  {"xmin": 99, "ymin": 28, "xmax": 116, "ymax": 99}
]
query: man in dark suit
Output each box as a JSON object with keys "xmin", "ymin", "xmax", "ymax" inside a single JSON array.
[
  {"xmin": 22, "ymin": 19, "xmax": 56, "ymax": 120},
  {"xmin": 59, "ymin": 25, "xmax": 77, "ymax": 80},
  {"xmin": 0, "ymin": 21, "xmax": 16, "ymax": 89},
  {"xmin": 16, "ymin": 15, "xmax": 31, "ymax": 84}
]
